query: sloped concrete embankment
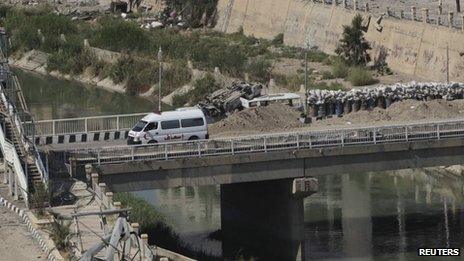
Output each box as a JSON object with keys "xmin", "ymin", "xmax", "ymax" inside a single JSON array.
[{"xmin": 215, "ymin": 0, "xmax": 464, "ymax": 82}]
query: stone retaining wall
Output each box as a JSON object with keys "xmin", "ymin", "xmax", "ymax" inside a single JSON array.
[{"xmin": 215, "ymin": 0, "xmax": 464, "ymax": 82}]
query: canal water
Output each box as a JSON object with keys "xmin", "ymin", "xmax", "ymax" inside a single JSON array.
[
  {"xmin": 15, "ymin": 69, "xmax": 155, "ymax": 119},
  {"xmin": 18, "ymin": 70, "xmax": 464, "ymax": 260}
]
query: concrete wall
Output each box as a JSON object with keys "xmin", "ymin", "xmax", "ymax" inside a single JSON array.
[{"xmin": 215, "ymin": 0, "xmax": 464, "ymax": 82}]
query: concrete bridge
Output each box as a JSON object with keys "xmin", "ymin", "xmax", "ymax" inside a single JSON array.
[{"xmin": 28, "ymin": 113, "xmax": 464, "ymax": 260}]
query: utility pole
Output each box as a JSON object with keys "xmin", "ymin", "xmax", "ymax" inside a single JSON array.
[
  {"xmin": 157, "ymin": 47, "xmax": 163, "ymax": 113},
  {"xmin": 304, "ymin": 44, "xmax": 309, "ymax": 117},
  {"xmin": 446, "ymin": 43, "xmax": 450, "ymax": 83}
]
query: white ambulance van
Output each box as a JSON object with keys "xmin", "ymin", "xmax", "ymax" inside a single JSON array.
[{"xmin": 127, "ymin": 108, "xmax": 208, "ymax": 145}]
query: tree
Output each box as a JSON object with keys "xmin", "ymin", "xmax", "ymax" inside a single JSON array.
[{"xmin": 335, "ymin": 14, "xmax": 371, "ymax": 66}]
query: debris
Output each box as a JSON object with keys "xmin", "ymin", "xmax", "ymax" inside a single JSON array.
[
  {"xmin": 307, "ymin": 82, "xmax": 464, "ymax": 119},
  {"xmin": 199, "ymin": 82, "xmax": 263, "ymax": 118}
]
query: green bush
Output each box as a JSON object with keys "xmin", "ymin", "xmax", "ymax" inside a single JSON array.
[
  {"xmin": 172, "ymin": 93, "xmax": 189, "ymax": 108},
  {"xmin": 272, "ymin": 33, "xmax": 284, "ymax": 45},
  {"xmin": 91, "ymin": 17, "xmax": 151, "ymax": 52},
  {"xmin": 274, "ymin": 73, "xmax": 303, "ymax": 92},
  {"xmin": 162, "ymin": 60, "xmax": 192, "ymax": 96},
  {"xmin": 321, "ymin": 70, "xmax": 334, "ymax": 80},
  {"xmin": 331, "ymin": 57, "xmax": 349, "ymax": 78},
  {"xmin": 247, "ymin": 57, "xmax": 272, "ymax": 82},
  {"xmin": 190, "ymin": 73, "xmax": 219, "ymax": 104},
  {"xmin": 310, "ymin": 81, "xmax": 344, "ymax": 91},
  {"xmin": 347, "ymin": 67, "xmax": 377, "ymax": 86},
  {"xmin": 48, "ymin": 218, "xmax": 71, "ymax": 251}
]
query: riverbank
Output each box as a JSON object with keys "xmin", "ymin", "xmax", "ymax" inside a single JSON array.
[{"xmin": 10, "ymin": 50, "xmax": 130, "ymax": 95}]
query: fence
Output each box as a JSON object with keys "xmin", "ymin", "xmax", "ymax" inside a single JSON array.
[
  {"xmin": 23, "ymin": 112, "xmax": 148, "ymax": 137},
  {"xmin": 70, "ymin": 118, "xmax": 464, "ymax": 165}
]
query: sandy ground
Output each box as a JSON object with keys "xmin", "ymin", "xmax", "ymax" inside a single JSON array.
[
  {"xmin": 0, "ymin": 206, "xmax": 45, "ymax": 261},
  {"xmin": 209, "ymin": 99, "xmax": 464, "ymax": 137}
]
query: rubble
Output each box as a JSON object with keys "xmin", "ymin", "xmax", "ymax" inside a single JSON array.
[
  {"xmin": 307, "ymin": 82, "xmax": 464, "ymax": 119},
  {"xmin": 199, "ymin": 82, "xmax": 263, "ymax": 118}
]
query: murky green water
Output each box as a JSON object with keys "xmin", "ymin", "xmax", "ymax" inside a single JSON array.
[
  {"xmin": 17, "ymin": 70, "xmax": 464, "ymax": 260},
  {"xmin": 15, "ymin": 69, "xmax": 155, "ymax": 120}
]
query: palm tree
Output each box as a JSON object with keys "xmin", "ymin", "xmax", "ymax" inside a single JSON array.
[{"xmin": 335, "ymin": 14, "xmax": 372, "ymax": 66}]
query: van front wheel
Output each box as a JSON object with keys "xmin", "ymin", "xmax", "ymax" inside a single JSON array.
[
  {"xmin": 188, "ymin": 136, "xmax": 199, "ymax": 141},
  {"xmin": 148, "ymin": 140, "xmax": 158, "ymax": 144}
]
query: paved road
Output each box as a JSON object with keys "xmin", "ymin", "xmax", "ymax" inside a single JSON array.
[{"xmin": 0, "ymin": 206, "xmax": 45, "ymax": 261}]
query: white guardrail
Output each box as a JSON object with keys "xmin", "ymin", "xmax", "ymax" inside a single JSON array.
[
  {"xmin": 0, "ymin": 114, "xmax": 28, "ymax": 202},
  {"xmin": 70, "ymin": 118, "xmax": 464, "ymax": 165},
  {"xmin": 23, "ymin": 113, "xmax": 149, "ymax": 137}
]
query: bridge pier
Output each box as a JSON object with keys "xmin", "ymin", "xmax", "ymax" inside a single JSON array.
[{"xmin": 220, "ymin": 178, "xmax": 317, "ymax": 261}]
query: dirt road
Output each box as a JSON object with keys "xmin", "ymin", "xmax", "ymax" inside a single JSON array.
[{"xmin": 0, "ymin": 206, "xmax": 45, "ymax": 261}]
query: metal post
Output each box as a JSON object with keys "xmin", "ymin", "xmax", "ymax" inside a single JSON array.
[
  {"xmin": 84, "ymin": 118, "xmax": 88, "ymax": 133},
  {"xmin": 437, "ymin": 124, "xmax": 441, "ymax": 140},
  {"xmin": 373, "ymin": 130, "xmax": 377, "ymax": 144},
  {"xmin": 341, "ymin": 133, "xmax": 344, "ymax": 147},
  {"xmin": 264, "ymin": 137, "xmax": 267, "ymax": 152},
  {"xmin": 446, "ymin": 43, "xmax": 450, "ymax": 83},
  {"xmin": 157, "ymin": 47, "xmax": 163, "ymax": 113},
  {"xmin": 304, "ymin": 49, "xmax": 309, "ymax": 117},
  {"xmin": 116, "ymin": 116, "xmax": 120, "ymax": 131},
  {"xmin": 405, "ymin": 127, "xmax": 409, "ymax": 141},
  {"xmin": 164, "ymin": 143, "xmax": 168, "ymax": 160},
  {"xmin": 197, "ymin": 142, "xmax": 201, "ymax": 156},
  {"xmin": 296, "ymin": 134, "xmax": 300, "ymax": 149},
  {"xmin": 231, "ymin": 139, "xmax": 235, "ymax": 155}
]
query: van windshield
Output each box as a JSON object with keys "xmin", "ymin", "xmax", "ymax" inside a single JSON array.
[{"xmin": 132, "ymin": 121, "xmax": 147, "ymax": 132}]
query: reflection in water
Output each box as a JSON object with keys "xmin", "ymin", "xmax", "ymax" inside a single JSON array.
[
  {"xmin": 135, "ymin": 169, "xmax": 464, "ymax": 260},
  {"xmin": 133, "ymin": 186, "xmax": 222, "ymax": 256},
  {"xmin": 15, "ymin": 69, "xmax": 155, "ymax": 120}
]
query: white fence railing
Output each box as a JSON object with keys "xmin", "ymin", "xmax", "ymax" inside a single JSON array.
[
  {"xmin": 69, "ymin": 118, "xmax": 464, "ymax": 165},
  {"xmin": 0, "ymin": 118, "xmax": 28, "ymax": 203},
  {"xmin": 23, "ymin": 112, "xmax": 149, "ymax": 137}
]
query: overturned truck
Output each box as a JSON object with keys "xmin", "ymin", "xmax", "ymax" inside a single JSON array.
[{"xmin": 199, "ymin": 82, "xmax": 262, "ymax": 118}]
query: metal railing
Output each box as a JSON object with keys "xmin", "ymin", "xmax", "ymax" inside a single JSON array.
[
  {"xmin": 69, "ymin": 118, "xmax": 464, "ymax": 165},
  {"xmin": 23, "ymin": 112, "xmax": 149, "ymax": 137},
  {"xmin": 0, "ymin": 116, "xmax": 28, "ymax": 203}
]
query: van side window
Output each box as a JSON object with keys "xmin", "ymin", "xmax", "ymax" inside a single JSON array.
[
  {"xmin": 161, "ymin": 120, "xmax": 180, "ymax": 130},
  {"xmin": 144, "ymin": 122, "xmax": 158, "ymax": 131},
  {"xmin": 181, "ymin": 118, "xmax": 204, "ymax": 128}
]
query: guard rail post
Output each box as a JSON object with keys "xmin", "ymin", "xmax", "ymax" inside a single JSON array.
[
  {"xmin": 231, "ymin": 139, "xmax": 235, "ymax": 155},
  {"xmin": 164, "ymin": 144, "xmax": 168, "ymax": 160},
  {"xmin": 197, "ymin": 141, "xmax": 201, "ymax": 156},
  {"xmin": 116, "ymin": 116, "xmax": 120, "ymax": 131},
  {"xmin": 84, "ymin": 118, "xmax": 88, "ymax": 133},
  {"xmin": 264, "ymin": 137, "xmax": 267, "ymax": 152},
  {"xmin": 405, "ymin": 126, "xmax": 409, "ymax": 141},
  {"xmin": 437, "ymin": 124, "xmax": 440, "ymax": 140},
  {"xmin": 341, "ymin": 133, "xmax": 344, "ymax": 147},
  {"xmin": 296, "ymin": 134, "xmax": 300, "ymax": 149},
  {"xmin": 131, "ymin": 146, "xmax": 135, "ymax": 160},
  {"xmin": 373, "ymin": 130, "xmax": 377, "ymax": 144}
]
